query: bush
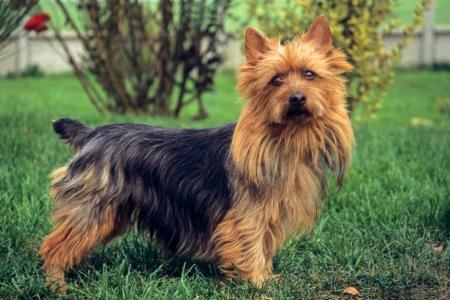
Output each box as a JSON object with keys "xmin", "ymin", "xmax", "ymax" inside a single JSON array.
[
  {"xmin": 245, "ymin": 0, "xmax": 431, "ymax": 121},
  {"xmin": 53, "ymin": 0, "xmax": 231, "ymax": 119},
  {"xmin": 6, "ymin": 64, "xmax": 44, "ymax": 78}
]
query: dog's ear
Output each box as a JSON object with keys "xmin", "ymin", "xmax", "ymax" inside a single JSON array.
[
  {"xmin": 244, "ymin": 27, "xmax": 271, "ymax": 65},
  {"xmin": 303, "ymin": 15, "xmax": 332, "ymax": 52}
]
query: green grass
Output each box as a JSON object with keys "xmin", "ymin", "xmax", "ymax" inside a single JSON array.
[{"xmin": 0, "ymin": 70, "xmax": 449, "ymax": 299}]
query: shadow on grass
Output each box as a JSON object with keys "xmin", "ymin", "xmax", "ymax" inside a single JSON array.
[{"xmin": 65, "ymin": 234, "xmax": 222, "ymax": 284}]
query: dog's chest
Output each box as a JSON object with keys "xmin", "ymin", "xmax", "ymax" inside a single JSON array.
[{"xmin": 275, "ymin": 163, "xmax": 321, "ymax": 236}]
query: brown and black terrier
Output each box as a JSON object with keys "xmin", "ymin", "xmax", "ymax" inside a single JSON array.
[{"xmin": 40, "ymin": 16, "xmax": 354, "ymax": 291}]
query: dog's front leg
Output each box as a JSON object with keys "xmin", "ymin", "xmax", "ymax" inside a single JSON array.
[{"xmin": 212, "ymin": 202, "xmax": 281, "ymax": 287}]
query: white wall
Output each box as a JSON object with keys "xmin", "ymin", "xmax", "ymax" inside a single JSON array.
[{"xmin": 1, "ymin": 27, "xmax": 450, "ymax": 76}]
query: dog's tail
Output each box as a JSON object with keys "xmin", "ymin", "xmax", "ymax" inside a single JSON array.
[{"xmin": 52, "ymin": 118, "xmax": 92, "ymax": 151}]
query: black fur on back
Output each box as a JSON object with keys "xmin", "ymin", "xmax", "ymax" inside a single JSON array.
[{"xmin": 61, "ymin": 121, "xmax": 236, "ymax": 257}]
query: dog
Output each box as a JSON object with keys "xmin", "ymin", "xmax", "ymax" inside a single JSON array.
[{"xmin": 40, "ymin": 16, "xmax": 353, "ymax": 292}]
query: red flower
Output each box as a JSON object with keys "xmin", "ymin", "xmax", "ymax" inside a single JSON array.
[{"xmin": 24, "ymin": 12, "xmax": 51, "ymax": 33}]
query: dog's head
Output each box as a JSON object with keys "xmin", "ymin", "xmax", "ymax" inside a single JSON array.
[
  {"xmin": 238, "ymin": 16, "xmax": 352, "ymax": 127},
  {"xmin": 235, "ymin": 16, "xmax": 354, "ymax": 186}
]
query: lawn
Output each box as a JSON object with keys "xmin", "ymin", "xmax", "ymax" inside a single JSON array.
[{"xmin": 0, "ymin": 70, "xmax": 449, "ymax": 299}]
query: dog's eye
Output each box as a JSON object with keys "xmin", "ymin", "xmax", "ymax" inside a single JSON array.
[
  {"xmin": 270, "ymin": 75, "xmax": 283, "ymax": 86},
  {"xmin": 303, "ymin": 70, "xmax": 316, "ymax": 80}
]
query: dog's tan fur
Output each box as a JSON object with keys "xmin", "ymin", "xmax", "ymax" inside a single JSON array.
[{"xmin": 212, "ymin": 16, "xmax": 353, "ymax": 286}]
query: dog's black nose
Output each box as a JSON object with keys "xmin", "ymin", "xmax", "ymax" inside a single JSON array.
[{"xmin": 289, "ymin": 93, "xmax": 306, "ymax": 106}]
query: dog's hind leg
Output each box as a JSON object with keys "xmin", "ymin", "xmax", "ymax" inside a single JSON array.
[
  {"xmin": 40, "ymin": 166, "xmax": 128, "ymax": 293},
  {"xmin": 39, "ymin": 203, "xmax": 126, "ymax": 293}
]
